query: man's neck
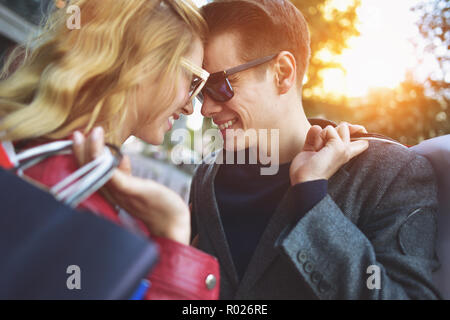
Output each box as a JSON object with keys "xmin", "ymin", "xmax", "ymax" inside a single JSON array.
[
  {"xmin": 262, "ymin": 99, "xmax": 310, "ymax": 165},
  {"xmin": 229, "ymin": 110, "xmax": 310, "ymax": 169},
  {"xmin": 278, "ymin": 111, "xmax": 310, "ymax": 164}
]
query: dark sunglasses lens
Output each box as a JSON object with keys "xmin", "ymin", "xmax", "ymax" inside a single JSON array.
[{"xmin": 204, "ymin": 77, "xmax": 234, "ymax": 102}]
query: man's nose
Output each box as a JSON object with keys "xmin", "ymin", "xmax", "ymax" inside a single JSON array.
[{"xmin": 201, "ymin": 95, "xmax": 223, "ymax": 118}]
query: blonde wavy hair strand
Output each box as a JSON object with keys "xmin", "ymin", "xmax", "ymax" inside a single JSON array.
[{"xmin": 0, "ymin": 0, "xmax": 207, "ymax": 145}]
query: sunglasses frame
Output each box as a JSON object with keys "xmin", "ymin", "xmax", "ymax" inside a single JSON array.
[
  {"xmin": 201, "ymin": 54, "xmax": 279, "ymax": 103},
  {"xmin": 181, "ymin": 58, "xmax": 210, "ymax": 102}
]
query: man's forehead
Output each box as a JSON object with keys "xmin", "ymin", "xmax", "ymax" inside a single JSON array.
[{"xmin": 203, "ymin": 32, "xmax": 244, "ymax": 73}]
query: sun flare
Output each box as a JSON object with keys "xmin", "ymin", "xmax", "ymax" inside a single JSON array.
[{"xmin": 317, "ymin": 0, "xmax": 423, "ymax": 98}]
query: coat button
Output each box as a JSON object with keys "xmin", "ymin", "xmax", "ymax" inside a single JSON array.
[
  {"xmin": 297, "ymin": 250, "xmax": 308, "ymax": 263},
  {"xmin": 205, "ymin": 274, "xmax": 217, "ymax": 290},
  {"xmin": 319, "ymin": 280, "xmax": 331, "ymax": 293},
  {"xmin": 311, "ymin": 271, "xmax": 322, "ymax": 284},
  {"xmin": 304, "ymin": 261, "xmax": 314, "ymax": 274}
]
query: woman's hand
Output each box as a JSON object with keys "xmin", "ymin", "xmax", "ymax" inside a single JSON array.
[
  {"xmin": 72, "ymin": 127, "xmax": 191, "ymax": 245},
  {"xmin": 290, "ymin": 123, "xmax": 369, "ymax": 186}
]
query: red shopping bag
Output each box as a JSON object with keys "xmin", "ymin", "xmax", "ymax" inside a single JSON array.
[{"xmin": 0, "ymin": 141, "xmax": 16, "ymax": 169}]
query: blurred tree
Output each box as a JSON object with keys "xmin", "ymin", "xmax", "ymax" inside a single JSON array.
[
  {"xmin": 304, "ymin": 76, "xmax": 450, "ymax": 145},
  {"xmin": 355, "ymin": 80, "xmax": 449, "ymax": 145},
  {"xmin": 412, "ymin": 0, "xmax": 449, "ymax": 102},
  {"xmin": 291, "ymin": 0, "xmax": 360, "ymax": 95},
  {"xmin": 299, "ymin": 0, "xmax": 450, "ymax": 145}
]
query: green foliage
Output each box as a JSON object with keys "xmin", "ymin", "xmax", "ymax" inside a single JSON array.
[
  {"xmin": 412, "ymin": 0, "xmax": 449, "ymax": 101},
  {"xmin": 305, "ymin": 80, "xmax": 450, "ymax": 145},
  {"xmin": 296, "ymin": 0, "xmax": 449, "ymax": 144},
  {"xmin": 291, "ymin": 0, "xmax": 361, "ymax": 90}
]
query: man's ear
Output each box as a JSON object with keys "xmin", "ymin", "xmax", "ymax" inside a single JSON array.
[{"xmin": 274, "ymin": 51, "xmax": 297, "ymax": 95}]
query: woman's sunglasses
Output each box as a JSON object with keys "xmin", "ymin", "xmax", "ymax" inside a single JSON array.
[
  {"xmin": 197, "ymin": 54, "xmax": 278, "ymax": 104},
  {"xmin": 181, "ymin": 58, "xmax": 210, "ymax": 102}
]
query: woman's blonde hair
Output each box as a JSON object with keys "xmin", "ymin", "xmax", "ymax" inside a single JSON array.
[{"xmin": 0, "ymin": 0, "xmax": 207, "ymax": 145}]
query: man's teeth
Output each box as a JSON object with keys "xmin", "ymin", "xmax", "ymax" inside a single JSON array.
[
  {"xmin": 169, "ymin": 116, "xmax": 174, "ymax": 125},
  {"xmin": 218, "ymin": 119, "xmax": 237, "ymax": 130}
]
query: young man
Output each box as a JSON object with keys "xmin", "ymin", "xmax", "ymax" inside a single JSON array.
[{"xmin": 189, "ymin": 0, "xmax": 441, "ymax": 299}]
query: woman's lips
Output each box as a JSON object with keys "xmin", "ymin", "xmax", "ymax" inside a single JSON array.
[{"xmin": 167, "ymin": 116, "xmax": 174, "ymax": 130}]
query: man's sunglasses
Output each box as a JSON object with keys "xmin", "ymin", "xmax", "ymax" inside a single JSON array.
[{"xmin": 197, "ymin": 54, "xmax": 278, "ymax": 104}]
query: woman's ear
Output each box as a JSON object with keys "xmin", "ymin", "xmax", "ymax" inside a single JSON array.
[{"xmin": 274, "ymin": 51, "xmax": 297, "ymax": 95}]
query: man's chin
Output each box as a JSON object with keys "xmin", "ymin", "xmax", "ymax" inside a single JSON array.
[{"xmin": 223, "ymin": 136, "xmax": 253, "ymax": 152}]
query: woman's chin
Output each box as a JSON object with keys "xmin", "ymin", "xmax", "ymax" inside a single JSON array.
[
  {"xmin": 136, "ymin": 131, "xmax": 164, "ymax": 146},
  {"xmin": 149, "ymin": 134, "xmax": 165, "ymax": 146}
]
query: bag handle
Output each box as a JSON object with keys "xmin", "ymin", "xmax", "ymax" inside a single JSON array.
[{"xmin": 11, "ymin": 140, "xmax": 122, "ymax": 208}]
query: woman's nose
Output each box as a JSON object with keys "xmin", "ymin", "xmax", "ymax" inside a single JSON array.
[{"xmin": 181, "ymin": 100, "xmax": 194, "ymax": 115}]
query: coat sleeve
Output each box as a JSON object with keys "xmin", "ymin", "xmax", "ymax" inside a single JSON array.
[
  {"xmin": 279, "ymin": 153, "xmax": 441, "ymax": 299},
  {"xmin": 144, "ymin": 236, "xmax": 220, "ymax": 300},
  {"xmin": 78, "ymin": 191, "xmax": 220, "ymax": 300}
]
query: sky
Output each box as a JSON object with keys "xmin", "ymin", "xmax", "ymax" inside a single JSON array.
[
  {"xmin": 187, "ymin": 0, "xmax": 432, "ymax": 130},
  {"xmin": 318, "ymin": 0, "xmax": 433, "ymax": 98}
]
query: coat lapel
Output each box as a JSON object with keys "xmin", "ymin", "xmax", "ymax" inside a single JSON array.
[
  {"xmin": 235, "ymin": 165, "xmax": 350, "ymax": 297},
  {"xmin": 199, "ymin": 152, "xmax": 240, "ymax": 288},
  {"xmin": 234, "ymin": 186, "xmax": 299, "ymax": 298}
]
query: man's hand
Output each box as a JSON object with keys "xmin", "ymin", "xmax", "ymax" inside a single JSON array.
[
  {"xmin": 289, "ymin": 123, "xmax": 369, "ymax": 186},
  {"xmin": 72, "ymin": 127, "xmax": 191, "ymax": 245}
]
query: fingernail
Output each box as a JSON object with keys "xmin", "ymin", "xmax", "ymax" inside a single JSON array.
[
  {"xmin": 92, "ymin": 127, "xmax": 103, "ymax": 140},
  {"xmin": 73, "ymin": 131, "xmax": 82, "ymax": 145}
]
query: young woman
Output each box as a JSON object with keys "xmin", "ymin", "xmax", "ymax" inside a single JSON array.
[{"xmin": 0, "ymin": 0, "xmax": 218, "ymax": 300}]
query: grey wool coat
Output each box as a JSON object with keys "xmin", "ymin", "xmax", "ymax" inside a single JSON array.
[{"xmin": 189, "ymin": 121, "xmax": 442, "ymax": 300}]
